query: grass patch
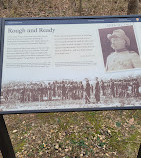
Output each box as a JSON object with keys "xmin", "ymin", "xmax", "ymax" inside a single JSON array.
[{"xmin": 15, "ymin": 139, "xmax": 26, "ymax": 153}]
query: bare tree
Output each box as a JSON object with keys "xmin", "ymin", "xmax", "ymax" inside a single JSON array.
[
  {"xmin": 79, "ymin": 0, "xmax": 82, "ymax": 16},
  {"xmin": 0, "ymin": 0, "xmax": 6, "ymax": 9},
  {"xmin": 127, "ymin": 0, "xmax": 139, "ymax": 14},
  {"xmin": 12, "ymin": 0, "xmax": 18, "ymax": 8}
]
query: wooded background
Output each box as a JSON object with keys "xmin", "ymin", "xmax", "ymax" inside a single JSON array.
[{"xmin": 0, "ymin": 0, "xmax": 141, "ymax": 17}]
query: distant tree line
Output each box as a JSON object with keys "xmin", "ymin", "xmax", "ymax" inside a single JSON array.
[
  {"xmin": 0, "ymin": 0, "xmax": 141, "ymax": 15},
  {"xmin": 127, "ymin": 0, "xmax": 141, "ymax": 15}
]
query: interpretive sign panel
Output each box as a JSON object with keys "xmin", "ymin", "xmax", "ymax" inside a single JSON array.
[{"xmin": 0, "ymin": 16, "xmax": 141, "ymax": 114}]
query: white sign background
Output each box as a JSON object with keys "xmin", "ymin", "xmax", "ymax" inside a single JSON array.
[{"xmin": 2, "ymin": 22, "xmax": 141, "ymax": 83}]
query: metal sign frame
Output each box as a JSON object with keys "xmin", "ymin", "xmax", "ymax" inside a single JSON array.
[{"xmin": 0, "ymin": 15, "xmax": 141, "ymax": 115}]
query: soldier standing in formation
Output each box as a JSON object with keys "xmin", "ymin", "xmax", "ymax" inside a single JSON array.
[
  {"xmin": 85, "ymin": 79, "xmax": 91, "ymax": 104},
  {"xmin": 110, "ymin": 79, "xmax": 115, "ymax": 98},
  {"xmin": 95, "ymin": 77, "xmax": 100, "ymax": 103}
]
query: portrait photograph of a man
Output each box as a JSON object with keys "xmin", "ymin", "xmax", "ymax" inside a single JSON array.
[{"xmin": 99, "ymin": 25, "xmax": 141, "ymax": 72}]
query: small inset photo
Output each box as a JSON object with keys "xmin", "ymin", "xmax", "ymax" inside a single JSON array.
[{"xmin": 98, "ymin": 25, "xmax": 141, "ymax": 72}]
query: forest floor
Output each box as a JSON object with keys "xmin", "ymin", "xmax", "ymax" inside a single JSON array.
[{"xmin": 0, "ymin": 0, "xmax": 141, "ymax": 157}]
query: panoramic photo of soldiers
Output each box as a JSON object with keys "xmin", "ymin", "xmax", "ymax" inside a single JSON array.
[{"xmin": 1, "ymin": 75, "xmax": 141, "ymax": 110}]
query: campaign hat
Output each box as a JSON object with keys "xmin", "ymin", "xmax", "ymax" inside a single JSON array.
[
  {"xmin": 85, "ymin": 78, "xmax": 89, "ymax": 82},
  {"xmin": 107, "ymin": 29, "xmax": 130, "ymax": 46}
]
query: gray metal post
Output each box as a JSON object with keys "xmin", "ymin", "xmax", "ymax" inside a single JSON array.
[
  {"xmin": 137, "ymin": 144, "xmax": 141, "ymax": 158},
  {"xmin": 0, "ymin": 115, "xmax": 16, "ymax": 158}
]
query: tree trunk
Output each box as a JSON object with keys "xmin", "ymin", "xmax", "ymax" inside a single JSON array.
[
  {"xmin": 127, "ymin": 0, "xmax": 139, "ymax": 15},
  {"xmin": 79, "ymin": 0, "xmax": 82, "ymax": 16},
  {"xmin": 0, "ymin": 0, "xmax": 6, "ymax": 9},
  {"xmin": 12, "ymin": 0, "xmax": 18, "ymax": 8}
]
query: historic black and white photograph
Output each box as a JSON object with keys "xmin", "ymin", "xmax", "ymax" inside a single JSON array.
[
  {"xmin": 99, "ymin": 25, "xmax": 141, "ymax": 72},
  {"xmin": 1, "ymin": 74, "xmax": 141, "ymax": 111}
]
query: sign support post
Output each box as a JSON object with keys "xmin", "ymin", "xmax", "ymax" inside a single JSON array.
[
  {"xmin": 137, "ymin": 144, "xmax": 141, "ymax": 158},
  {"xmin": 0, "ymin": 115, "xmax": 16, "ymax": 158}
]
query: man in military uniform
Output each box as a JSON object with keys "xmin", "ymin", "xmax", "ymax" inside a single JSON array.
[
  {"xmin": 47, "ymin": 82, "xmax": 52, "ymax": 101},
  {"xmin": 61, "ymin": 81, "xmax": 66, "ymax": 100},
  {"xmin": 101, "ymin": 80, "xmax": 105, "ymax": 96},
  {"xmin": 85, "ymin": 79, "xmax": 91, "ymax": 104},
  {"xmin": 78, "ymin": 81, "xmax": 84, "ymax": 99},
  {"xmin": 110, "ymin": 79, "xmax": 115, "ymax": 98},
  {"xmin": 94, "ymin": 77, "xmax": 100, "ymax": 103},
  {"xmin": 106, "ymin": 29, "xmax": 141, "ymax": 72}
]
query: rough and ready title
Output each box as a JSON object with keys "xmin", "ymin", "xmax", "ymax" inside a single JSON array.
[{"xmin": 8, "ymin": 27, "xmax": 55, "ymax": 34}]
